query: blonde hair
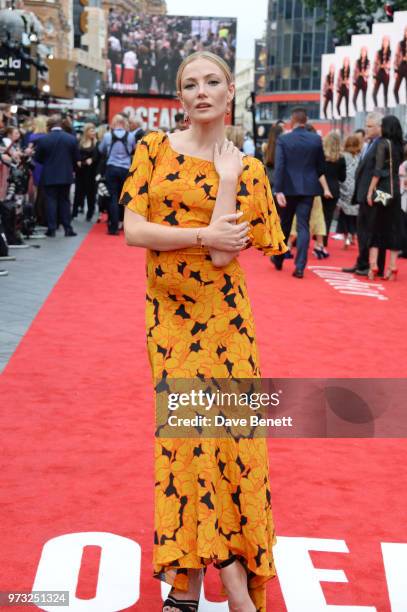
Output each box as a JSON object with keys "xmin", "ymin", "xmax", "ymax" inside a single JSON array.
[
  {"xmin": 33, "ymin": 115, "xmax": 48, "ymax": 134},
  {"xmin": 323, "ymin": 131, "xmax": 342, "ymax": 162},
  {"xmin": 176, "ymin": 51, "xmax": 232, "ymax": 92},
  {"xmin": 111, "ymin": 113, "xmax": 128, "ymax": 130},
  {"xmin": 97, "ymin": 124, "xmax": 108, "ymax": 141},
  {"xmin": 225, "ymin": 125, "xmax": 244, "ymax": 150},
  {"xmin": 80, "ymin": 122, "xmax": 96, "ymax": 147}
]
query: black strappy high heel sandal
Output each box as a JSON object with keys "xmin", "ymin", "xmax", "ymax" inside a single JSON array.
[
  {"xmin": 213, "ymin": 554, "xmax": 238, "ymax": 569},
  {"xmin": 162, "ymin": 591, "xmax": 199, "ymax": 611}
]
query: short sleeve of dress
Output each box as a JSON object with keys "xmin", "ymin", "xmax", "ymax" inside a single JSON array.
[
  {"xmin": 238, "ymin": 157, "xmax": 288, "ymax": 256},
  {"xmin": 119, "ymin": 131, "xmax": 164, "ymax": 218},
  {"xmin": 373, "ymin": 139, "xmax": 390, "ymax": 179}
]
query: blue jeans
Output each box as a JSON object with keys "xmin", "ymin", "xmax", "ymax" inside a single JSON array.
[
  {"xmin": 105, "ymin": 165, "xmax": 129, "ymax": 232},
  {"xmin": 276, "ymin": 196, "xmax": 313, "ymax": 271}
]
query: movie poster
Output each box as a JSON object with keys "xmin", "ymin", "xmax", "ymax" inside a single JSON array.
[
  {"xmin": 349, "ymin": 35, "xmax": 374, "ymax": 114},
  {"xmin": 333, "ymin": 45, "xmax": 353, "ymax": 119},
  {"xmin": 371, "ymin": 21, "xmax": 398, "ymax": 109},
  {"xmin": 254, "ymin": 39, "xmax": 267, "ymax": 93},
  {"xmin": 393, "ymin": 11, "xmax": 407, "ymax": 105},
  {"xmin": 320, "ymin": 53, "xmax": 336, "ymax": 120},
  {"xmin": 106, "ymin": 13, "xmax": 237, "ymax": 95}
]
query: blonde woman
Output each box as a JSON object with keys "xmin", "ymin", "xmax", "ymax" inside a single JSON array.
[
  {"xmin": 224, "ymin": 124, "xmax": 244, "ymax": 151},
  {"xmin": 120, "ymin": 51, "xmax": 286, "ymax": 612},
  {"xmin": 318, "ymin": 131, "xmax": 346, "ymax": 257},
  {"xmin": 73, "ymin": 123, "xmax": 98, "ymax": 220},
  {"xmin": 28, "ymin": 115, "xmax": 48, "ymax": 226}
]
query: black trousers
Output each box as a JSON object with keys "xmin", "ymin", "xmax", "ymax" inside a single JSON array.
[
  {"xmin": 323, "ymin": 92, "xmax": 333, "ymax": 119},
  {"xmin": 373, "ymin": 70, "xmax": 389, "ymax": 107},
  {"xmin": 44, "ymin": 184, "xmax": 72, "ymax": 232},
  {"xmin": 336, "ymin": 86, "xmax": 349, "ymax": 116},
  {"xmin": 273, "ymin": 196, "xmax": 313, "ymax": 271},
  {"xmin": 73, "ymin": 168, "xmax": 97, "ymax": 220},
  {"xmin": 353, "ymin": 79, "xmax": 367, "ymax": 112},
  {"xmin": 322, "ymin": 197, "xmax": 338, "ymax": 247}
]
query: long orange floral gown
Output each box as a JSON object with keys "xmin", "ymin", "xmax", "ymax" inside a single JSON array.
[{"xmin": 120, "ymin": 131, "xmax": 286, "ymax": 611}]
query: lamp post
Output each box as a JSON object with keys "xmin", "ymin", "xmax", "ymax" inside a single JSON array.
[{"xmin": 245, "ymin": 91, "xmax": 258, "ymax": 155}]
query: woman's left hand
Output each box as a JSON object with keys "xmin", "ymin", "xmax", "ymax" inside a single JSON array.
[
  {"xmin": 214, "ymin": 139, "xmax": 243, "ymax": 182},
  {"xmin": 367, "ymin": 193, "xmax": 374, "ymax": 206}
]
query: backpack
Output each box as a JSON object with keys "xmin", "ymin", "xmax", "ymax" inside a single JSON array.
[{"xmin": 107, "ymin": 130, "xmax": 133, "ymax": 161}]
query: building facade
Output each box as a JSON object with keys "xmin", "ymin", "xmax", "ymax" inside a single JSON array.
[
  {"xmin": 234, "ymin": 58, "xmax": 254, "ymax": 132},
  {"xmin": 259, "ymin": 0, "xmax": 334, "ymax": 122},
  {"xmin": 102, "ymin": 0, "xmax": 166, "ymax": 13}
]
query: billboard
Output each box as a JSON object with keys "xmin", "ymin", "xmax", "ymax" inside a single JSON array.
[
  {"xmin": 107, "ymin": 93, "xmax": 232, "ymax": 130},
  {"xmin": 0, "ymin": 49, "xmax": 34, "ymax": 87},
  {"xmin": 393, "ymin": 11, "xmax": 407, "ymax": 105},
  {"xmin": 107, "ymin": 12, "xmax": 237, "ymax": 95},
  {"xmin": 349, "ymin": 35, "xmax": 374, "ymax": 114},
  {"xmin": 334, "ymin": 45, "xmax": 353, "ymax": 119},
  {"xmin": 107, "ymin": 94, "xmax": 184, "ymax": 131},
  {"xmin": 320, "ymin": 10, "xmax": 407, "ymax": 119},
  {"xmin": 320, "ymin": 54, "xmax": 336, "ymax": 119},
  {"xmin": 73, "ymin": 0, "xmax": 88, "ymax": 50},
  {"xmin": 254, "ymin": 39, "xmax": 267, "ymax": 93}
]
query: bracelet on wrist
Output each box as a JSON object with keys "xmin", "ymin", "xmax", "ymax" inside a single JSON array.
[{"xmin": 196, "ymin": 228, "xmax": 205, "ymax": 248}]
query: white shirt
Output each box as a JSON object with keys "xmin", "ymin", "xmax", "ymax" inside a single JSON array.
[
  {"xmin": 243, "ymin": 137, "xmax": 255, "ymax": 156},
  {"xmin": 123, "ymin": 50, "xmax": 138, "ymax": 69},
  {"xmin": 109, "ymin": 36, "xmax": 121, "ymax": 52}
]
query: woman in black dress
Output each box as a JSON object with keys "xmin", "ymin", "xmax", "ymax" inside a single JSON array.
[
  {"xmin": 367, "ymin": 115, "xmax": 404, "ymax": 280},
  {"xmin": 73, "ymin": 123, "xmax": 98, "ymax": 221},
  {"xmin": 318, "ymin": 131, "xmax": 346, "ymax": 257}
]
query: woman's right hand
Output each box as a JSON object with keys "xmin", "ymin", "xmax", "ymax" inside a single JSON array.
[{"xmin": 202, "ymin": 213, "xmax": 250, "ymax": 252}]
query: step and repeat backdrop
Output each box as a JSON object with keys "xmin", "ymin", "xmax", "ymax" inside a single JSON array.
[{"xmin": 320, "ymin": 11, "xmax": 407, "ymax": 119}]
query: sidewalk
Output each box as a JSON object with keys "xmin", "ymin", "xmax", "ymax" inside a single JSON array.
[{"xmin": 0, "ymin": 217, "xmax": 93, "ymax": 373}]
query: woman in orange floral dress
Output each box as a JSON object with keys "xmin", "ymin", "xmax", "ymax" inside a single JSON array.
[{"xmin": 121, "ymin": 51, "xmax": 286, "ymax": 612}]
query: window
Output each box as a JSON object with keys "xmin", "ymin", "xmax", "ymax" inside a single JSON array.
[
  {"xmin": 293, "ymin": 34, "xmax": 301, "ymax": 61},
  {"xmin": 302, "ymin": 33, "xmax": 313, "ymax": 59},
  {"xmin": 314, "ymin": 32, "xmax": 325, "ymax": 59},
  {"xmin": 285, "ymin": 0, "xmax": 293, "ymax": 18}
]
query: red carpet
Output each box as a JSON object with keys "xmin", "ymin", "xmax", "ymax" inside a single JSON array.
[{"xmin": 1, "ymin": 225, "xmax": 407, "ymax": 611}]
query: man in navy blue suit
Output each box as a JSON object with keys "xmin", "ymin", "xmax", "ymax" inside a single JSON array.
[
  {"xmin": 34, "ymin": 114, "xmax": 80, "ymax": 237},
  {"xmin": 272, "ymin": 108, "xmax": 332, "ymax": 278}
]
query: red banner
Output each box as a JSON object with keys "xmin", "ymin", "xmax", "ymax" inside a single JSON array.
[
  {"xmin": 108, "ymin": 95, "xmax": 183, "ymax": 131},
  {"xmin": 107, "ymin": 94, "xmax": 232, "ymax": 130}
]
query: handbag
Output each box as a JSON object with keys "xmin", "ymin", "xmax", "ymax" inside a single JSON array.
[{"xmin": 373, "ymin": 139, "xmax": 393, "ymax": 207}]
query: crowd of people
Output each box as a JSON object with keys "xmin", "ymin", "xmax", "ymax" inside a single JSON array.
[
  {"xmin": 107, "ymin": 10, "xmax": 236, "ymax": 93},
  {"xmin": 262, "ymin": 110, "xmax": 407, "ymax": 279},
  {"xmin": 0, "ymin": 107, "xmax": 147, "ymax": 276},
  {"xmin": 1, "ymin": 103, "xmax": 407, "ymax": 281}
]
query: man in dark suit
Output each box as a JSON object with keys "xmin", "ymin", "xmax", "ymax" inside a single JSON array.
[
  {"xmin": 342, "ymin": 112, "xmax": 384, "ymax": 275},
  {"xmin": 34, "ymin": 114, "xmax": 79, "ymax": 237},
  {"xmin": 271, "ymin": 107, "xmax": 332, "ymax": 278}
]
